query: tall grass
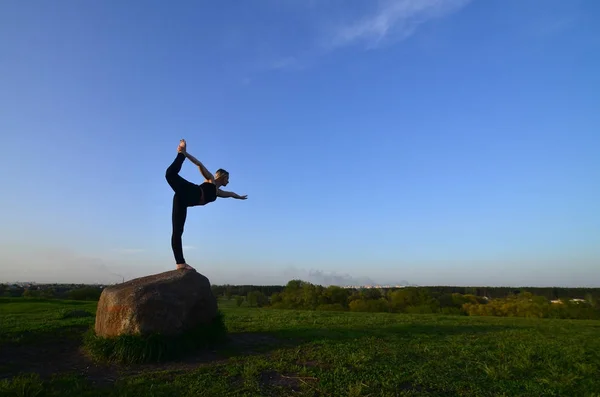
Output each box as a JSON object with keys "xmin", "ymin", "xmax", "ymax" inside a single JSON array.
[{"xmin": 82, "ymin": 311, "xmax": 228, "ymax": 364}]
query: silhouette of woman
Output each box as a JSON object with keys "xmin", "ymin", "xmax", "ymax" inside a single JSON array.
[{"xmin": 165, "ymin": 139, "xmax": 247, "ymax": 271}]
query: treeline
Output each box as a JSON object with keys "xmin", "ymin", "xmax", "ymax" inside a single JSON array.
[
  {"xmin": 0, "ymin": 285, "xmax": 103, "ymax": 301},
  {"xmin": 462, "ymin": 292, "xmax": 599, "ymax": 320},
  {"xmin": 423, "ymin": 286, "xmax": 600, "ymax": 301},
  {"xmin": 226, "ymin": 280, "xmax": 600, "ymax": 320},
  {"xmin": 211, "ymin": 283, "xmax": 600, "ymax": 302},
  {"xmin": 211, "ymin": 284, "xmax": 285, "ymax": 300}
]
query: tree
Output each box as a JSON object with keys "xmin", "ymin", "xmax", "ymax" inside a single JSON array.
[
  {"xmin": 360, "ymin": 288, "xmax": 382, "ymax": 301},
  {"xmin": 302, "ymin": 283, "xmax": 321, "ymax": 310},
  {"xmin": 271, "ymin": 292, "xmax": 282, "ymax": 305},
  {"xmin": 247, "ymin": 290, "xmax": 268, "ymax": 307},
  {"xmin": 23, "ymin": 289, "xmax": 39, "ymax": 298},
  {"xmin": 322, "ymin": 286, "xmax": 350, "ymax": 308}
]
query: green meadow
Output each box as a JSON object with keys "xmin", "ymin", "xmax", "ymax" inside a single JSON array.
[{"xmin": 1, "ymin": 297, "xmax": 599, "ymax": 396}]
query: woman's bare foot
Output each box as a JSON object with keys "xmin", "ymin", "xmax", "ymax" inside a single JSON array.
[
  {"xmin": 176, "ymin": 263, "xmax": 195, "ymax": 271},
  {"xmin": 177, "ymin": 139, "xmax": 186, "ymax": 153}
]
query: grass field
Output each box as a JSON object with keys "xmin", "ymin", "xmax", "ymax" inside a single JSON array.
[{"xmin": 1, "ymin": 297, "xmax": 599, "ymax": 396}]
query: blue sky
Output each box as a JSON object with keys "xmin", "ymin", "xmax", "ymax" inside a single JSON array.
[{"xmin": 1, "ymin": 0, "xmax": 599, "ymax": 287}]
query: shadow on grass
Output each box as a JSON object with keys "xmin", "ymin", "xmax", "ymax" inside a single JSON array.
[
  {"xmin": 0, "ymin": 325, "xmax": 92, "ymax": 381},
  {"xmin": 0, "ymin": 324, "xmax": 92, "ymax": 347},
  {"xmin": 261, "ymin": 322, "xmax": 522, "ymax": 342},
  {"xmin": 0, "ymin": 312, "xmax": 529, "ymax": 383},
  {"xmin": 219, "ymin": 322, "xmax": 524, "ymax": 357}
]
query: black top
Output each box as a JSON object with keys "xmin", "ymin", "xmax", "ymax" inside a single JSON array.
[{"xmin": 199, "ymin": 181, "xmax": 217, "ymax": 204}]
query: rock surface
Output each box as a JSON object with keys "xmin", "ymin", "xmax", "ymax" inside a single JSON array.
[{"xmin": 94, "ymin": 269, "xmax": 218, "ymax": 338}]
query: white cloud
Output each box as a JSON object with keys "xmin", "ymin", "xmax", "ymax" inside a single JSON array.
[{"xmin": 326, "ymin": 0, "xmax": 472, "ymax": 50}]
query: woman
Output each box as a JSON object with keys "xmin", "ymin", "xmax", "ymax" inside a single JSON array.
[{"xmin": 165, "ymin": 139, "xmax": 247, "ymax": 271}]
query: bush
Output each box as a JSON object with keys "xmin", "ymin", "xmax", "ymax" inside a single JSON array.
[
  {"xmin": 235, "ymin": 295, "xmax": 244, "ymax": 307},
  {"xmin": 246, "ymin": 290, "xmax": 268, "ymax": 307},
  {"xmin": 349, "ymin": 298, "xmax": 389, "ymax": 313},
  {"xmin": 315, "ymin": 303, "xmax": 346, "ymax": 311},
  {"xmin": 405, "ymin": 304, "xmax": 436, "ymax": 314},
  {"xmin": 440, "ymin": 307, "xmax": 465, "ymax": 316},
  {"xmin": 68, "ymin": 287, "xmax": 102, "ymax": 301}
]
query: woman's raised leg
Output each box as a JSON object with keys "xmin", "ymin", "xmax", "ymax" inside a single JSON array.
[{"xmin": 165, "ymin": 140, "xmax": 188, "ymax": 192}]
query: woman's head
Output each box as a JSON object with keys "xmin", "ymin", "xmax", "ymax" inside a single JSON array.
[{"xmin": 215, "ymin": 169, "xmax": 229, "ymax": 186}]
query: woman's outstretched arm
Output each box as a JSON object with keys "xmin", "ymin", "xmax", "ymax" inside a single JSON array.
[
  {"xmin": 217, "ymin": 189, "xmax": 248, "ymax": 200},
  {"xmin": 184, "ymin": 152, "xmax": 214, "ymax": 181}
]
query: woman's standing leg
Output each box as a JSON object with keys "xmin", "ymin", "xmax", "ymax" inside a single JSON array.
[
  {"xmin": 171, "ymin": 194, "xmax": 194, "ymax": 270},
  {"xmin": 168, "ymin": 139, "xmax": 195, "ymax": 270}
]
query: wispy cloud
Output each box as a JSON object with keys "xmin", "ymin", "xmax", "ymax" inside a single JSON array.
[
  {"xmin": 113, "ymin": 248, "xmax": 144, "ymax": 255},
  {"xmin": 282, "ymin": 266, "xmax": 379, "ymax": 287},
  {"xmin": 256, "ymin": 55, "xmax": 311, "ymax": 73},
  {"xmin": 326, "ymin": 0, "xmax": 472, "ymax": 50},
  {"xmin": 260, "ymin": 0, "xmax": 472, "ymax": 73},
  {"xmin": 269, "ymin": 56, "xmax": 300, "ymax": 71},
  {"xmin": 529, "ymin": 14, "xmax": 577, "ymax": 38},
  {"xmin": 182, "ymin": 245, "xmax": 196, "ymax": 250},
  {"xmin": 0, "ymin": 245, "xmax": 129, "ymax": 284}
]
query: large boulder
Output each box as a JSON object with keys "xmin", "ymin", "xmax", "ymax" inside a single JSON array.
[{"xmin": 94, "ymin": 269, "xmax": 218, "ymax": 338}]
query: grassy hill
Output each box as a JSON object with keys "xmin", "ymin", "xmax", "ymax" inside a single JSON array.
[{"xmin": 1, "ymin": 297, "xmax": 599, "ymax": 396}]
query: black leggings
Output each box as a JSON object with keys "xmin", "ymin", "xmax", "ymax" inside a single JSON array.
[{"xmin": 165, "ymin": 153, "xmax": 201, "ymax": 264}]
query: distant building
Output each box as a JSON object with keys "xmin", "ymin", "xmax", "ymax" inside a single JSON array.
[{"xmin": 551, "ymin": 298, "xmax": 587, "ymax": 304}]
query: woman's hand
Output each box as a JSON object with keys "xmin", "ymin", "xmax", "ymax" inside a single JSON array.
[{"xmin": 217, "ymin": 190, "xmax": 247, "ymax": 200}]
